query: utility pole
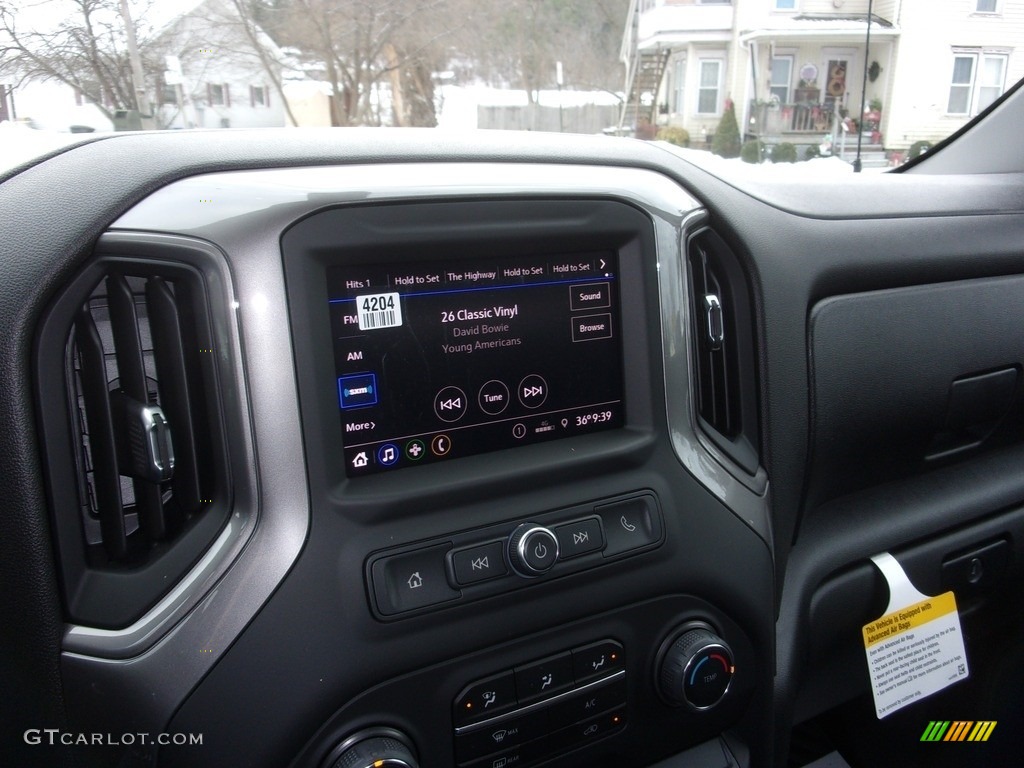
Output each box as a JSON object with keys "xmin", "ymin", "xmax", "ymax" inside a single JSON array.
[
  {"xmin": 119, "ymin": 0, "xmax": 155, "ymax": 129},
  {"xmin": 556, "ymin": 61, "xmax": 564, "ymax": 132},
  {"xmin": 854, "ymin": 0, "xmax": 873, "ymax": 173}
]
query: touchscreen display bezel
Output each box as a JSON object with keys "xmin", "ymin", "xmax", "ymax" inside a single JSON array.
[
  {"xmin": 280, "ymin": 198, "xmax": 657, "ymax": 492},
  {"xmin": 326, "ymin": 250, "xmax": 627, "ymax": 476}
]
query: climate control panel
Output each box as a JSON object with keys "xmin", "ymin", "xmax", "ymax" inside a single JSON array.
[{"xmin": 453, "ymin": 640, "xmax": 626, "ymax": 767}]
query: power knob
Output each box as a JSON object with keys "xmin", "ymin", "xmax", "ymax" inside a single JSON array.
[
  {"xmin": 658, "ymin": 622, "xmax": 735, "ymax": 711},
  {"xmin": 507, "ymin": 523, "xmax": 559, "ymax": 577},
  {"xmin": 323, "ymin": 728, "xmax": 418, "ymax": 768}
]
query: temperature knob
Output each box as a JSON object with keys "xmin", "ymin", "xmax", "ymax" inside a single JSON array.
[
  {"xmin": 507, "ymin": 523, "xmax": 559, "ymax": 577},
  {"xmin": 323, "ymin": 728, "xmax": 417, "ymax": 768},
  {"xmin": 658, "ymin": 623, "xmax": 735, "ymax": 711}
]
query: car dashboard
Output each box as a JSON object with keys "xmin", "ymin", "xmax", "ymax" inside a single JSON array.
[{"xmin": 3, "ymin": 126, "xmax": 1024, "ymax": 768}]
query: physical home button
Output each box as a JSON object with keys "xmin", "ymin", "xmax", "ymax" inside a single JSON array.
[
  {"xmin": 453, "ymin": 671, "xmax": 517, "ymax": 727},
  {"xmin": 452, "ymin": 541, "xmax": 508, "ymax": 586},
  {"xmin": 514, "ymin": 652, "xmax": 574, "ymax": 704},
  {"xmin": 554, "ymin": 517, "xmax": 604, "ymax": 559},
  {"xmin": 370, "ymin": 545, "xmax": 460, "ymax": 616}
]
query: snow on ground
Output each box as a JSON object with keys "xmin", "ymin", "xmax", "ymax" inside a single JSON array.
[
  {"xmin": 664, "ymin": 145, "xmax": 892, "ymax": 176},
  {"xmin": 438, "ymin": 84, "xmax": 621, "ymax": 130},
  {"xmin": 0, "ymin": 122, "xmax": 100, "ymax": 173}
]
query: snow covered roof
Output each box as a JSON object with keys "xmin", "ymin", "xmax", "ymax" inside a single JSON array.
[{"xmin": 740, "ymin": 14, "xmax": 899, "ymax": 41}]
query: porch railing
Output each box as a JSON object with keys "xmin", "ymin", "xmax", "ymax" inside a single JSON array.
[{"xmin": 748, "ymin": 100, "xmax": 837, "ymax": 135}]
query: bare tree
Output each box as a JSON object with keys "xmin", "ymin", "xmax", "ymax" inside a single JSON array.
[
  {"xmin": 0, "ymin": 0, "xmax": 144, "ymax": 120},
  {"xmin": 270, "ymin": 0, "xmax": 453, "ymax": 126}
]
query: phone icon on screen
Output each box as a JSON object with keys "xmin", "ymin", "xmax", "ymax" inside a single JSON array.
[{"xmin": 620, "ymin": 516, "xmax": 637, "ymax": 533}]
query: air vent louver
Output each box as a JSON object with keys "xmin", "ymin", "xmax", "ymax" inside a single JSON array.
[
  {"xmin": 687, "ymin": 230, "xmax": 760, "ymax": 475},
  {"xmin": 38, "ymin": 256, "xmax": 232, "ymax": 629}
]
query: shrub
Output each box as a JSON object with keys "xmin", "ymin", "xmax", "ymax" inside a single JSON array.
[
  {"xmin": 656, "ymin": 126, "xmax": 690, "ymax": 147},
  {"xmin": 711, "ymin": 102, "xmax": 741, "ymax": 158},
  {"xmin": 770, "ymin": 142, "xmax": 798, "ymax": 163},
  {"xmin": 804, "ymin": 144, "xmax": 821, "ymax": 161},
  {"xmin": 740, "ymin": 140, "xmax": 763, "ymax": 164},
  {"xmin": 909, "ymin": 140, "xmax": 933, "ymax": 159}
]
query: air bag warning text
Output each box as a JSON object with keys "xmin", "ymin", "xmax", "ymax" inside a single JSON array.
[{"xmin": 863, "ymin": 555, "xmax": 969, "ymax": 719}]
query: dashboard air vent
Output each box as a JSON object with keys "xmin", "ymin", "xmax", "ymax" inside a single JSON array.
[
  {"xmin": 38, "ymin": 257, "xmax": 232, "ymax": 629},
  {"xmin": 687, "ymin": 229, "xmax": 760, "ymax": 475}
]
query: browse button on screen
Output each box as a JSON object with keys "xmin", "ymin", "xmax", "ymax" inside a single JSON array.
[{"xmin": 572, "ymin": 313, "xmax": 613, "ymax": 342}]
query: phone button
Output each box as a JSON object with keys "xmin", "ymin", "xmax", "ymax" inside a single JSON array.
[{"xmin": 596, "ymin": 495, "xmax": 662, "ymax": 557}]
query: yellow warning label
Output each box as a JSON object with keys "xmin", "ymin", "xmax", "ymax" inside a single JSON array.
[{"xmin": 862, "ymin": 591, "xmax": 958, "ymax": 648}]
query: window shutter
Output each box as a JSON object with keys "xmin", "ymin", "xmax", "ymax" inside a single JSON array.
[
  {"xmin": 206, "ymin": 82, "xmax": 212, "ymax": 105},
  {"xmin": 225, "ymin": 84, "xmax": 231, "ymax": 108}
]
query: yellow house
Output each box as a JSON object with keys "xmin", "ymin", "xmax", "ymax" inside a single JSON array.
[{"xmin": 621, "ymin": 0, "xmax": 1024, "ymax": 156}]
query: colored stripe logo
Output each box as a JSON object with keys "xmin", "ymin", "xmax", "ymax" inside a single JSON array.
[{"xmin": 921, "ymin": 721, "xmax": 996, "ymax": 742}]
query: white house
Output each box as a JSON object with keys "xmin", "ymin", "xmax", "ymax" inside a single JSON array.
[
  {"xmin": 151, "ymin": 0, "xmax": 288, "ymax": 130},
  {"xmin": 1, "ymin": 0, "xmax": 288, "ymax": 133},
  {"xmin": 621, "ymin": 0, "xmax": 1024, "ymax": 154}
]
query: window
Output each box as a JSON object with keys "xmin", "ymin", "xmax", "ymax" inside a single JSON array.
[
  {"xmin": 207, "ymin": 83, "xmax": 230, "ymax": 107},
  {"xmin": 251, "ymin": 85, "xmax": 270, "ymax": 107},
  {"xmin": 947, "ymin": 52, "xmax": 1007, "ymax": 115},
  {"xmin": 158, "ymin": 79, "xmax": 177, "ymax": 106},
  {"xmin": 697, "ymin": 59, "xmax": 722, "ymax": 114},
  {"xmin": 770, "ymin": 56, "xmax": 793, "ymax": 103},
  {"xmin": 672, "ymin": 58, "xmax": 685, "ymax": 113},
  {"xmin": 977, "ymin": 55, "xmax": 1006, "ymax": 110},
  {"xmin": 775, "ymin": 0, "xmax": 796, "ymax": 10},
  {"xmin": 975, "ymin": 0, "xmax": 998, "ymax": 12}
]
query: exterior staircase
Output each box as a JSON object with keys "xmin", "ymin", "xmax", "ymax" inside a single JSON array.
[{"xmin": 619, "ymin": 48, "xmax": 670, "ymax": 133}]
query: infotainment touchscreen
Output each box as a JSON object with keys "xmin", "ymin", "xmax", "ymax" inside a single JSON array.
[{"xmin": 327, "ymin": 251, "xmax": 625, "ymax": 476}]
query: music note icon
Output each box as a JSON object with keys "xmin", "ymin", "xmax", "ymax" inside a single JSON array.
[{"xmin": 377, "ymin": 443, "xmax": 399, "ymax": 466}]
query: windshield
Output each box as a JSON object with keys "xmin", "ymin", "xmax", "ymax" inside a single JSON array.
[{"xmin": 1, "ymin": 0, "xmax": 1021, "ymax": 175}]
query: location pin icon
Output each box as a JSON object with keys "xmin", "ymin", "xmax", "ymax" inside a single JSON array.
[{"xmin": 561, "ymin": 419, "xmax": 568, "ymax": 428}]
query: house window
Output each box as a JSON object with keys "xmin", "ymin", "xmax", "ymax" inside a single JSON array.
[
  {"xmin": 947, "ymin": 52, "xmax": 1007, "ymax": 115},
  {"xmin": 697, "ymin": 59, "xmax": 722, "ymax": 114},
  {"xmin": 775, "ymin": 0, "xmax": 796, "ymax": 10},
  {"xmin": 207, "ymin": 83, "xmax": 230, "ymax": 107},
  {"xmin": 251, "ymin": 85, "xmax": 270, "ymax": 107},
  {"xmin": 975, "ymin": 0, "xmax": 998, "ymax": 12},
  {"xmin": 770, "ymin": 56, "xmax": 793, "ymax": 103},
  {"xmin": 158, "ymin": 80, "xmax": 177, "ymax": 105},
  {"xmin": 672, "ymin": 58, "xmax": 685, "ymax": 113}
]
